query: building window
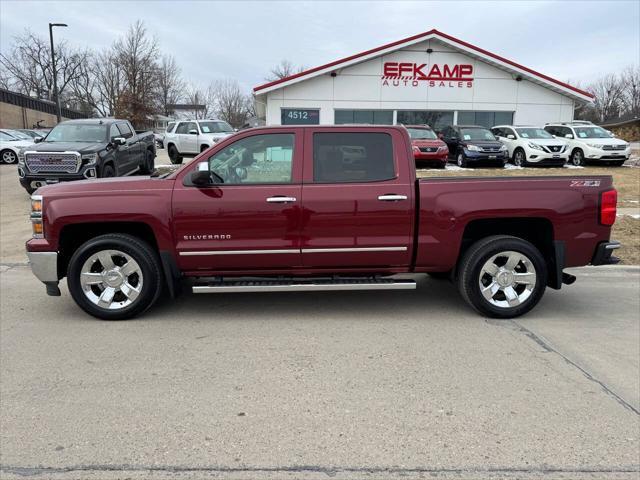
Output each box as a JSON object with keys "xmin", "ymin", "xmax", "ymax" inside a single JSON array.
[
  {"xmin": 457, "ymin": 111, "xmax": 514, "ymax": 128},
  {"xmin": 281, "ymin": 108, "xmax": 320, "ymax": 125},
  {"xmin": 334, "ymin": 110, "xmax": 393, "ymax": 125},
  {"xmin": 396, "ymin": 111, "xmax": 454, "ymax": 133}
]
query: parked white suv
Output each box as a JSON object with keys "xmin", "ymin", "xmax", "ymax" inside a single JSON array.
[
  {"xmin": 164, "ymin": 119, "xmax": 234, "ymax": 164},
  {"xmin": 0, "ymin": 129, "xmax": 34, "ymax": 164},
  {"xmin": 544, "ymin": 123, "xmax": 631, "ymax": 166},
  {"xmin": 492, "ymin": 125, "xmax": 568, "ymax": 167}
]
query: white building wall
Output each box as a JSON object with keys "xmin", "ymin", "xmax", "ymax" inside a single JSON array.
[{"xmin": 262, "ymin": 39, "xmax": 578, "ymax": 126}]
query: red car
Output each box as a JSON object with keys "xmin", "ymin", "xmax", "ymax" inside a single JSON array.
[
  {"xmin": 26, "ymin": 125, "xmax": 619, "ymax": 320},
  {"xmin": 405, "ymin": 125, "xmax": 448, "ymax": 168}
]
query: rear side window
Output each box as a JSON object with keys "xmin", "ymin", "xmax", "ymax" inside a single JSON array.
[{"xmin": 313, "ymin": 132, "xmax": 395, "ymax": 183}]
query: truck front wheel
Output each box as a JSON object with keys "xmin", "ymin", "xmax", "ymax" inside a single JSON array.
[
  {"xmin": 67, "ymin": 234, "xmax": 163, "ymax": 320},
  {"xmin": 457, "ymin": 235, "xmax": 547, "ymax": 319}
]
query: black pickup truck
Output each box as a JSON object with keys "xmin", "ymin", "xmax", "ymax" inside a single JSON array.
[{"xmin": 18, "ymin": 119, "xmax": 156, "ymax": 193}]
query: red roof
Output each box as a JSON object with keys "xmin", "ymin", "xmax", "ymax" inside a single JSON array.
[{"xmin": 253, "ymin": 29, "xmax": 594, "ymax": 100}]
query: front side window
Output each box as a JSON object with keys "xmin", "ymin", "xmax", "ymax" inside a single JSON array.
[
  {"xmin": 313, "ymin": 132, "xmax": 395, "ymax": 183},
  {"xmin": 109, "ymin": 125, "xmax": 120, "ymax": 139},
  {"xmin": 166, "ymin": 122, "xmax": 176, "ymax": 133},
  {"xmin": 460, "ymin": 128, "xmax": 496, "ymax": 141},
  {"xmin": 206, "ymin": 133, "xmax": 294, "ymax": 184},
  {"xmin": 117, "ymin": 123, "xmax": 133, "ymax": 138}
]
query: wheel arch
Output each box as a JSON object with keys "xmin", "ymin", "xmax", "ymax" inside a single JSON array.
[
  {"xmin": 57, "ymin": 222, "xmax": 180, "ymax": 297},
  {"xmin": 458, "ymin": 217, "xmax": 561, "ymax": 288}
]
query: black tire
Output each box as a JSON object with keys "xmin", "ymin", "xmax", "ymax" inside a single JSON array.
[
  {"xmin": 456, "ymin": 152, "xmax": 467, "ymax": 168},
  {"xmin": 101, "ymin": 164, "xmax": 115, "ymax": 178},
  {"xmin": 66, "ymin": 234, "xmax": 163, "ymax": 320},
  {"xmin": 1, "ymin": 149, "xmax": 18, "ymax": 164},
  {"xmin": 139, "ymin": 149, "xmax": 155, "ymax": 175},
  {"xmin": 570, "ymin": 148, "xmax": 585, "ymax": 166},
  {"xmin": 457, "ymin": 235, "xmax": 547, "ymax": 319},
  {"xmin": 168, "ymin": 145, "xmax": 182, "ymax": 164},
  {"xmin": 513, "ymin": 148, "xmax": 527, "ymax": 167},
  {"xmin": 25, "ymin": 185, "xmax": 37, "ymax": 194}
]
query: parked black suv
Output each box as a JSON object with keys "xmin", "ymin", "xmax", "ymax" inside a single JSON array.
[
  {"xmin": 18, "ymin": 119, "xmax": 156, "ymax": 194},
  {"xmin": 442, "ymin": 125, "xmax": 509, "ymax": 168}
]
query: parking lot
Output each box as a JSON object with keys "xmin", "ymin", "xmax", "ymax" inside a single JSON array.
[{"xmin": 1, "ymin": 153, "xmax": 639, "ymax": 479}]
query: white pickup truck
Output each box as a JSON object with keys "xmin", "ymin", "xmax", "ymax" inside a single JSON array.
[{"xmin": 164, "ymin": 119, "xmax": 235, "ymax": 164}]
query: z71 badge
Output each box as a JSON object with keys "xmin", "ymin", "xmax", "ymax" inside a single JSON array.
[{"xmin": 570, "ymin": 180, "xmax": 601, "ymax": 187}]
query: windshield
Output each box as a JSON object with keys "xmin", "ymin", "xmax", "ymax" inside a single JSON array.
[
  {"xmin": 407, "ymin": 127, "xmax": 437, "ymax": 140},
  {"xmin": 516, "ymin": 128, "xmax": 554, "ymax": 139},
  {"xmin": 0, "ymin": 131, "xmax": 18, "ymax": 141},
  {"xmin": 460, "ymin": 128, "xmax": 496, "ymax": 141},
  {"xmin": 8, "ymin": 130, "xmax": 31, "ymax": 140},
  {"xmin": 198, "ymin": 121, "xmax": 233, "ymax": 134},
  {"xmin": 574, "ymin": 126, "xmax": 613, "ymax": 139},
  {"xmin": 45, "ymin": 124, "xmax": 108, "ymax": 143}
]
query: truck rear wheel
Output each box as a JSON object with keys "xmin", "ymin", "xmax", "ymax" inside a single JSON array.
[
  {"xmin": 67, "ymin": 234, "xmax": 163, "ymax": 320},
  {"xmin": 457, "ymin": 235, "xmax": 547, "ymax": 319},
  {"xmin": 139, "ymin": 149, "xmax": 155, "ymax": 174}
]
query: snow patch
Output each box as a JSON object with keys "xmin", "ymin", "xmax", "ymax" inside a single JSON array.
[{"xmin": 563, "ymin": 164, "xmax": 584, "ymax": 169}]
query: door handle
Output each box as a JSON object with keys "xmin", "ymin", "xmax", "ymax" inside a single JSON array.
[
  {"xmin": 378, "ymin": 194, "xmax": 408, "ymax": 201},
  {"xmin": 266, "ymin": 196, "xmax": 297, "ymax": 203}
]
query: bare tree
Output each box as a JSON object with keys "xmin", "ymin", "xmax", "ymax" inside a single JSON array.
[
  {"xmin": 184, "ymin": 84, "xmax": 213, "ymax": 119},
  {"xmin": 208, "ymin": 79, "xmax": 251, "ymax": 127},
  {"xmin": 156, "ymin": 55, "xmax": 184, "ymax": 116},
  {"xmin": 587, "ymin": 74, "xmax": 626, "ymax": 122},
  {"xmin": 265, "ymin": 59, "xmax": 305, "ymax": 81},
  {"xmin": 620, "ymin": 65, "xmax": 640, "ymax": 118},
  {"xmin": 112, "ymin": 21, "xmax": 160, "ymax": 127},
  {"xmin": 0, "ymin": 29, "xmax": 88, "ymax": 102}
]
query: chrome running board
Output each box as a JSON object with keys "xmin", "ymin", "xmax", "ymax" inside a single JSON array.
[{"xmin": 192, "ymin": 278, "xmax": 416, "ymax": 294}]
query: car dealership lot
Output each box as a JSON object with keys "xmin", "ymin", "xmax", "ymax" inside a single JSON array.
[{"xmin": 1, "ymin": 152, "xmax": 639, "ymax": 479}]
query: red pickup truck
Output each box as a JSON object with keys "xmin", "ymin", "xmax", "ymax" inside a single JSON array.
[{"xmin": 26, "ymin": 126, "xmax": 620, "ymax": 320}]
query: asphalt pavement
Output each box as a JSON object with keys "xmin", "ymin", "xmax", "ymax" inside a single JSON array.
[{"xmin": 1, "ymin": 264, "xmax": 638, "ymax": 479}]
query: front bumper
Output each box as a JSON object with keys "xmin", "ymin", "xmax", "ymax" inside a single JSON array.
[
  {"xmin": 463, "ymin": 150, "xmax": 509, "ymax": 163},
  {"xmin": 525, "ymin": 153, "xmax": 568, "ymax": 166},
  {"xmin": 19, "ymin": 166, "xmax": 97, "ymax": 191},
  {"xmin": 414, "ymin": 152, "xmax": 448, "ymax": 164},
  {"xmin": 584, "ymin": 147, "xmax": 631, "ymax": 161},
  {"xmin": 26, "ymin": 251, "xmax": 61, "ymax": 296},
  {"xmin": 591, "ymin": 241, "xmax": 621, "ymax": 265}
]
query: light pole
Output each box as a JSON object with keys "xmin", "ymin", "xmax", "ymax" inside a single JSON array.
[{"xmin": 48, "ymin": 22, "xmax": 68, "ymax": 123}]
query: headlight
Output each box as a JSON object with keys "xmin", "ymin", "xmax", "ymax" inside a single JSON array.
[
  {"xmin": 18, "ymin": 148, "xmax": 26, "ymax": 165},
  {"xmin": 30, "ymin": 194, "xmax": 44, "ymax": 239},
  {"xmin": 587, "ymin": 143, "xmax": 603, "ymax": 149},
  {"xmin": 466, "ymin": 145, "xmax": 481, "ymax": 152},
  {"xmin": 527, "ymin": 142, "xmax": 544, "ymax": 151},
  {"xmin": 500, "ymin": 144, "xmax": 508, "ymax": 151},
  {"xmin": 82, "ymin": 153, "xmax": 98, "ymax": 165},
  {"xmin": 438, "ymin": 145, "xmax": 448, "ymax": 152}
]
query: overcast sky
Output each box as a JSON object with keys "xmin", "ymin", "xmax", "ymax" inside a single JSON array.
[{"xmin": 1, "ymin": 0, "xmax": 638, "ymax": 93}]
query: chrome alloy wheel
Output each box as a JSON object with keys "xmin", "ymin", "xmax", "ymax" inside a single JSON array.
[
  {"xmin": 478, "ymin": 251, "xmax": 536, "ymax": 308},
  {"xmin": 572, "ymin": 150, "xmax": 583, "ymax": 166},
  {"xmin": 514, "ymin": 150, "xmax": 524, "ymax": 166},
  {"xmin": 80, "ymin": 249, "xmax": 143, "ymax": 310}
]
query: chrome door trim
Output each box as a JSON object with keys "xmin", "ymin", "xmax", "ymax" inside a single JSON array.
[
  {"xmin": 266, "ymin": 196, "xmax": 297, "ymax": 203},
  {"xmin": 179, "ymin": 249, "xmax": 299, "ymax": 256},
  {"xmin": 301, "ymin": 246, "xmax": 407, "ymax": 253},
  {"xmin": 377, "ymin": 194, "xmax": 408, "ymax": 201}
]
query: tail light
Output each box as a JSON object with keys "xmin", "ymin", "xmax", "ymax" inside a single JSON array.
[{"xmin": 600, "ymin": 189, "xmax": 617, "ymax": 226}]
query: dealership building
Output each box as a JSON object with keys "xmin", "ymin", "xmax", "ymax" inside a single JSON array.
[{"xmin": 254, "ymin": 29, "xmax": 593, "ymax": 130}]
